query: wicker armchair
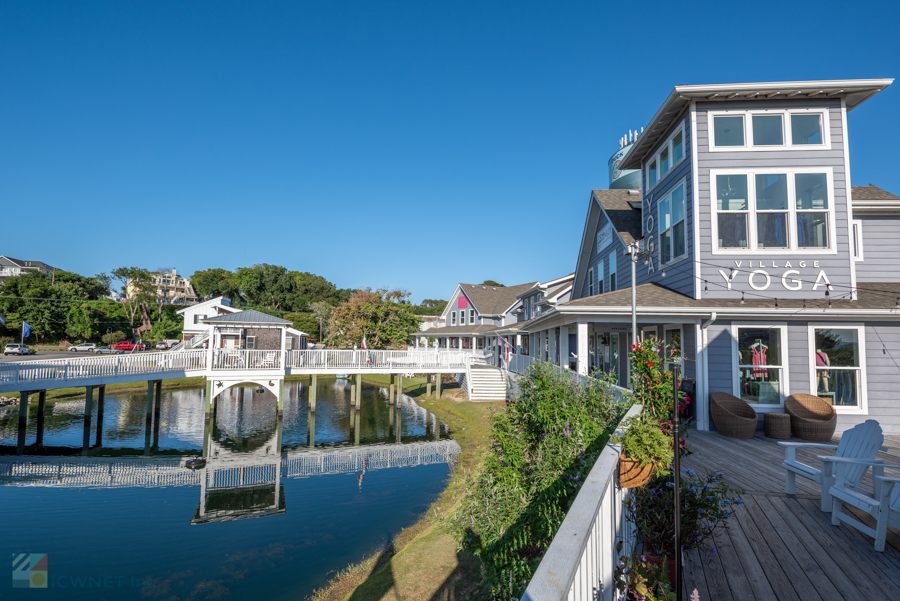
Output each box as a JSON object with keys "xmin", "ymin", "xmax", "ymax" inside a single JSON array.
[
  {"xmin": 711, "ymin": 392, "xmax": 758, "ymax": 439},
  {"xmin": 785, "ymin": 394, "xmax": 837, "ymax": 441}
]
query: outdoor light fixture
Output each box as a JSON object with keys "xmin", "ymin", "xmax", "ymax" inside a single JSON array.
[
  {"xmin": 704, "ymin": 280, "xmax": 708, "ymax": 294},
  {"xmin": 826, "ymin": 289, "xmax": 831, "ymax": 309},
  {"xmin": 740, "ymin": 291, "xmax": 745, "ymax": 304}
]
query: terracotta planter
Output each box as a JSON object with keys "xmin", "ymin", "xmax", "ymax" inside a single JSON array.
[{"xmin": 618, "ymin": 454, "xmax": 655, "ymax": 489}]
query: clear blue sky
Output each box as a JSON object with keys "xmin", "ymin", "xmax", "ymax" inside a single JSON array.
[{"xmin": 2, "ymin": 1, "xmax": 897, "ymax": 303}]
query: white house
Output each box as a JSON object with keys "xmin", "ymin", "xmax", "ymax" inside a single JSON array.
[{"xmin": 176, "ymin": 296, "xmax": 309, "ymax": 350}]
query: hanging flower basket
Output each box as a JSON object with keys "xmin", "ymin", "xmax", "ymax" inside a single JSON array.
[{"xmin": 618, "ymin": 454, "xmax": 656, "ymax": 489}]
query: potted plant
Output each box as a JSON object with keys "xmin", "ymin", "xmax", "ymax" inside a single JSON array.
[
  {"xmin": 614, "ymin": 544, "xmax": 675, "ymax": 601},
  {"xmin": 613, "ymin": 414, "xmax": 674, "ymax": 488},
  {"xmin": 625, "ymin": 468, "xmax": 744, "ymax": 571}
]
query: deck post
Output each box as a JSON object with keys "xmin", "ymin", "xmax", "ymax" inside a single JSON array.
[
  {"xmin": 355, "ymin": 374, "xmax": 362, "ymax": 410},
  {"xmin": 16, "ymin": 391, "xmax": 29, "ymax": 455},
  {"xmin": 389, "ymin": 374, "xmax": 395, "ymax": 406},
  {"xmin": 426, "ymin": 375, "xmax": 432, "ymax": 397},
  {"xmin": 277, "ymin": 379, "xmax": 285, "ymax": 417},
  {"xmin": 94, "ymin": 387, "xmax": 104, "ymax": 448},
  {"xmin": 36, "ymin": 391, "xmax": 47, "ymax": 448},
  {"xmin": 350, "ymin": 383, "xmax": 356, "ymax": 408},
  {"xmin": 309, "ymin": 375, "xmax": 317, "ymax": 412},
  {"xmin": 354, "ymin": 410, "xmax": 360, "ymax": 446},
  {"xmin": 307, "ymin": 411, "xmax": 315, "ymax": 448},
  {"xmin": 436, "ymin": 374, "xmax": 441, "ymax": 400},
  {"xmin": 82, "ymin": 385, "xmax": 94, "ymax": 456},
  {"xmin": 397, "ymin": 374, "xmax": 403, "ymax": 405},
  {"xmin": 204, "ymin": 379, "xmax": 213, "ymax": 421}
]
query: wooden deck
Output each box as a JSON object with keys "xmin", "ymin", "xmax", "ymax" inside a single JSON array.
[{"xmin": 681, "ymin": 429, "xmax": 900, "ymax": 601}]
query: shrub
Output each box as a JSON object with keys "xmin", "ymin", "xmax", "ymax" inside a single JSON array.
[
  {"xmin": 612, "ymin": 413, "xmax": 674, "ymax": 478},
  {"xmin": 102, "ymin": 331, "xmax": 127, "ymax": 345},
  {"xmin": 629, "ymin": 339, "xmax": 686, "ymax": 419},
  {"xmin": 448, "ymin": 363, "xmax": 630, "ymax": 599}
]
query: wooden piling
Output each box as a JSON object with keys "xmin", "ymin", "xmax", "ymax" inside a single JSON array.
[
  {"xmin": 307, "ymin": 411, "xmax": 316, "ymax": 448},
  {"xmin": 389, "ymin": 374, "xmax": 395, "ymax": 405},
  {"xmin": 355, "ymin": 374, "xmax": 362, "ymax": 410},
  {"xmin": 277, "ymin": 379, "xmax": 285, "ymax": 416},
  {"xmin": 426, "ymin": 375, "xmax": 432, "ymax": 397},
  {"xmin": 204, "ymin": 379, "xmax": 213, "ymax": 421},
  {"xmin": 16, "ymin": 391, "xmax": 28, "ymax": 455},
  {"xmin": 82, "ymin": 385, "xmax": 94, "ymax": 456},
  {"xmin": 350, "ymin": 383, "xmax": 356, "ymax": 408},
  {"xmin": 94, "ymin": 387, "xmax": 103, "ymax": 448},
  {"xmin": 154, "ymin": 381, "xmax": 162, "ymax": 422},
  {"xmin": 397, "ymin": 374, "xmax": 403, "ymax": 405},
  {"xmin": 436, "ymin": 373, "xmax": 442, "ymax": 400},
  {"xmin": 354, "ymin": 411, "xmax": 360, "ymax": 446},
  {"xmin": 309, "ymin": 375, "xmax": 317, "ymax": 412},
  {"xmin": 144, "ymin": 381, "xmax": 154, "ymax": 455},
  {"xmin": 36, "ymin": 391, "xmax": 46, "ymax": 448}
]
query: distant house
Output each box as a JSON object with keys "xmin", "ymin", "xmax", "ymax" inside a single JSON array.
[
  {"xmin": 128, "ymin": 268, "xmax": 199, "ymax": 305},
  {"xmin": 176, "ymin": 296, "xmax": 308, "ymax": 350},
  {"xmin": 0, "ymin": 256, "xmax": 61, "ymax": 284}
]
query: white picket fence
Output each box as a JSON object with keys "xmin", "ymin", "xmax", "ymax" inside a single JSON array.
[{"xmin": 521, "ymin": 404, "xmax": 641, "ymax": 601}]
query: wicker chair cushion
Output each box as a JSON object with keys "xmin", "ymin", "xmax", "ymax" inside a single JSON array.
[
  {"xmin": 710, "ymin": 392, "xmax": 758, "ymax": 439},
  {"xmin": 785, "ymin": 393, "xmax": 836, "ymax": 421}
]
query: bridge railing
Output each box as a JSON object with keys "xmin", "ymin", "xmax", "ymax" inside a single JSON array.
[
  {"xmin": 0, "ymin": 349, "xmax": 208, "ymax": 387},
  {"xmin": 286, "ymin": 349, "xmax": 473, "ymax": 371},
  {"xmin": 211, "ymin": 349, "xmax": 281, "ymax": 371},
  {"xmin": 521, "ymin": 404, "xmax": 641, "ymax": 601}
]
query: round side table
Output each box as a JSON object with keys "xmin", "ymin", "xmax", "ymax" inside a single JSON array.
[{"xmin": 764, "ymin": 412, "xmax": 791, "ymax": 439}]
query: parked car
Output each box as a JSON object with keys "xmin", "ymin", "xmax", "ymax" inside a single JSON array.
[
  {"xmin": 155, "ymin": 341, "xmax": 168, "ymax": 350},
  {"xmin": 3, "ymin": 343, "xmax": 30, "ymax": 356},
  {"xmin": 111, "ymin": 341, "xmax": 138, "ymax": 351},
  {"xmin": 138, "ymin": 341, "xmax": 150, "ymax": 351},
  {"xmin": 68, "ymin": 343, "xmax": 98, "ymax": 352},
  {"xmin": 91, "ymin": 346, "xmax": 121, "ymax": 355}
]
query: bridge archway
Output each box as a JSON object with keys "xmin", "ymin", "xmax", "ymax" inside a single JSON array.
[{"xmin": 209, "ymin": 378, "xmax": 281, "ymax": 401}]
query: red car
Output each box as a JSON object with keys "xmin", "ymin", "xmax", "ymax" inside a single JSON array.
[{"xmin": 111, "ymin": 341, "xmax": 139, "ymax": 351}]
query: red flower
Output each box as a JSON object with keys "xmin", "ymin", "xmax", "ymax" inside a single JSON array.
[
  {"xmin": 679, "ymin": 438, "xmax": 686, "ymax": 447},
  {"xmin": 631, "ymin": 344, "xmax": 636, "ymax": 350},
  {"xmin": 647, "ymin": 361, "xmax": 653, "ymax": 367}
]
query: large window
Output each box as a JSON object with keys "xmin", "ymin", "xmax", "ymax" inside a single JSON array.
[
  {"xmin": 470, "ymin": 309, "xmax": 475, "ymax": 323},
  {"xmin": 460, "ymin": 310, "xmax": 466, "ymax": 326},
  {"xmin": 609, "ymin": 252, "xmax": 617, "ymax": 291},
  {"xmin": 646, "ymin": 125, "xmax": 686, "ymax": 190},
  {"xmin": 734, "ymin": 325, "xmax": 786, "ymax": 405},
  {"xmin": 658, "ymin": 182, "xmax": 687, "ymax": 263},
  {"xmin": 809, "ymin": 325, "xmax": 866, "ymax": 412},
  {"xmin": 451, "ymin": 311, "xmax": 457, "ymax": 326},
  {"xmin": 712, "ymin": 169, "xmax": 834, "ymax": 253},
  {"xmin": 710, "ymin": 110, "xmax": 828, "ymax": 150}
]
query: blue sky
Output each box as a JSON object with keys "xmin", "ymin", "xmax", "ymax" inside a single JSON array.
[{"xmin": 2, "ymin": 1, "xmax": 897, "ymax": 302}]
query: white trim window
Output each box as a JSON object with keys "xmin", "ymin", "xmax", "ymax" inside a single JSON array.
[
  {"xmin": 646, "ymin": 125, "xmax": 686, "ymax": 191},
  {"xmin": 711, "ymin": 168, "xmax": 836, "ymax": 254},
  {"xmin": 588, "ymin": 267, "xmax": 594, "ymax": 296},
  {"xmin": 470, "ymin": 309, "xmax": 475, "ymax": 323},
  {"xmin": 731, "ymin": 323, "xmax": 789, "ymax": 407},
  {"xmin": 658, "ymin": 181, "xmax": 687, "ymax": 264},
  {"xmin": 597, "ymin": 262, "xmax": 604, "ymax": 295},
  {"xmin": 709, "ymin": 109, "xmax": 830, "ymax": 151},
  {"xmin": 246, "ymin": 336, "xmax": 257, "ymax": 350},
  {"xmin": 460, "ymin": 310, "xmax": 466, "ymax": 326},
  {"xmin": 609, "ymin": 252, "xmax": 617, "ymax": 291},
  {"xmin": 852, "ymin": 219, "xmax": 864, "ymax": 261},
  {"xmin": 808, "ymin": 324, "xmax": 867, "ymax": 414},
  {"xmin": 285, "ymin": 337, "xmax": 294, "ymax": 351},
  {"xmin": 451, "ymin": 311, "xmax": 457, "ymax": 326}
]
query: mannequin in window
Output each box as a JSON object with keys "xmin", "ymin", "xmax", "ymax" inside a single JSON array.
[
  {"xmin": 750, "ymin": 340, "xmax": 768, "ymax": 378},
  {"xmin": 816, "ymin": 348, "xmax": 831, "ymax": 393}
]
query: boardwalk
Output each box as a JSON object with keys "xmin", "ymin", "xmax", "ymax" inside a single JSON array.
[{"xmin": 682, "ymin": 430, "xmax": 900, "ymax": 601}]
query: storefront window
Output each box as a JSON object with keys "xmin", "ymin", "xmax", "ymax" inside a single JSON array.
[
  {"xmin": 812, "ymin": 328, "xmax": 862, "ymax": 407},
  {"xmin": 521, "ymin": 336, "xmax": 529, "ymax": 356},
  {"xmin": 737, "ymin": 326, "xmax": 783, "ymax": 404}
]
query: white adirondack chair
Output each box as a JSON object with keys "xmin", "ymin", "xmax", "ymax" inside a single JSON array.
[
  {"xmin": 260, "ymin": 352, "xmax": 277, "ymax": 369},
  {"xmin": 829, "ymin": 459, "xmax": 900, "ymax": 552},
  {"xmin": 779, "ymin": 419, "xmax": 885, "ymax": 511}
]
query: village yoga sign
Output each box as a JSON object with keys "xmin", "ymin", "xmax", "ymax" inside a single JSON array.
[{"xmin": 716, "ymin": 260, "xmax": 833, "ymax": 292}]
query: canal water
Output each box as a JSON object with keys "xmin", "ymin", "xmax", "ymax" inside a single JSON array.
[{"xmin": 0, "ymin": 378, "xmax": 455, "ymax": 600}]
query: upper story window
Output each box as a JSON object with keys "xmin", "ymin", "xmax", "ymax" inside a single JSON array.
[
  {"xmin": 646, "ymin": 125, "xmax": 686, "ymax": 191},
  {"xmin": 470, "ymin": 309, "xmax": 475, "ymax": 323},
  {"xmin": 460, "ymin": 310, "xmax": 466, "ymax": 326},
  {"xmin": 659, "ymin": 181, "xmax": 687, "ymax": 264},
  {"xmin": 609, "ymin": 252, "xmax": 617, "ymax": 291},
  {"xmin": 712, "ymin": 168, "xmax": 835, "ymax": 253},
  {"xmin": 709, "ymin": 109, "xmax": 828, "ymax": 151},
  {"xmin": 451, "ymin": 311, "xmax": 457, "ymax": 326}
]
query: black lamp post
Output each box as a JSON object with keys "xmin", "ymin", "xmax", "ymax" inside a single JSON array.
[{"xmin": 672, "ymin": 362, "xmax": 683, "ymax": 601}]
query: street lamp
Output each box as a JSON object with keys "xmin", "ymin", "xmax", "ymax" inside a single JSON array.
[{"xmin": 671, "ymin": 361, "xmax": 683, "ymax": 601}]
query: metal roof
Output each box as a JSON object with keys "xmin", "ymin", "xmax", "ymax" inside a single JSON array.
[{"xmin": 202, "ymin": 309, "xmax": 292, "ymax": 325}]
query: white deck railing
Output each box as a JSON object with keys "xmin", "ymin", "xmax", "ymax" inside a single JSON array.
[
  {"xmin": 286, "ymin": 349, "xmax": 475, "ymax": 371},
  {"xmin": 211, "ymin": 349, "xmax": 281, "ymax": 370},
  {"xmin": 0, "ymin": 349, "xmax": 208, "ymax": 386},
  {"xmin": 521, "ymin": 404, "xmax": 641, "ymax": 601}
]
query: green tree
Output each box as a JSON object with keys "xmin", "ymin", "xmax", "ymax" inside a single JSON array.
[
  {"xmin": 65, "ymin": 303, "xmax": 96, "ymax": 341},
  {"xmin": 481, "ymin": 280, "xmax": 504, "ymax": 287},
  {"xmin": 285, "ymin": 312, "xmax": 319, "ymax": 341},
  {"xmin": 189, "ymin": 268, "xmax": 234, "ymax": 300},
  {"xmin": 308, "ymin": 301, "xmax": 332, "ymax": 341},
  {"xmin": 110, "ymin": 267, "xmax": 154, "ymax": 336},
  {"xmin": 326, "ymin": 288, "xmax": 420, "ymax": 349},
  {"xmin": 413, "ymin": 298, "xmax": 448, "ymax": 316}
]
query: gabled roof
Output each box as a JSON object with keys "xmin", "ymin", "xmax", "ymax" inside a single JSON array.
[
  {"xmin": 0, "ymin": 256, "xmax": 60, "ymax": 271},
  {"xmin": 458, "ymin": 281, "xmax": 539, "ymax": 315},
  {"xmin": 202, "ymin": 309, "xmax": 292, "ymax": 325},
  {"xmin": 515, "ymin": 273, "xmax": 575, "ymax": 300},
  {"xmin": 852, "ymin": 185, "xmax": 900, "ymax": 214},
  {"xmin": 592, "ymin": 189, "xmax": 643, "ymax": 245},
  {"xmin": 621, "ymin": 79, "xmax": 894, "ymax": 170}
]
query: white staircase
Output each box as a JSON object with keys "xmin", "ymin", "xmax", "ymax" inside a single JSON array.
[{"xmin": 465, "ymin": 365, "xmax": 507, "ymax": 401}]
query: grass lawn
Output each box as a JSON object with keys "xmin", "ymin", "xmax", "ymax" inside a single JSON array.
[{"xmin": 308, "ymin": 375, "xmax": 502, "ymax": 601}]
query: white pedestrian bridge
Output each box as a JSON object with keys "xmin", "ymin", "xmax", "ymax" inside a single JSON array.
[{"xmin": 0, "ymin": 348, "xmax": 484, "ymax": 394}]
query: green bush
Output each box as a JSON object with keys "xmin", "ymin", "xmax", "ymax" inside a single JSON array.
[
  {"xmin": 448, "ymin": 363, "xmax": 631, "ymax": 599},
  {"xmin": 612, "ymin": 413, "xmax": 674, "ymax": 478},
  {"xmin": 629, "ymin": 339, "xmax": 686, "ymax": 419},
  {"xmin": 102, "ymin": 331, "xmax": 127, "ymax": 345}
]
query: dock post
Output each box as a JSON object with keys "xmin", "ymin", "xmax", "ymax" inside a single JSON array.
[
  {"xmin": 397, "ymin": 374, "xmax": 403, "ymax": 405},
  {"xmin": 276, "ymin": 414, "xmax": 283, "ymax": 455},
  {"xmin": 94, "ymin": 387, "xmax": 104, "ymax": 448},
  {"xmin": 395, "ymin": 402, "xmax": 401, "ymax": 444},
  {"xmin": 82, "ymin": 385, "xmax": 94, "ymax": 456},
  {"xmin": 436, "ymin": 374, "xmax": 442, "ymax": 400},
  {"xmin": 36, "ymin": 391, "xmax": 46, "ymax": 449},
  {"xmin": 144, "ymin": 380, "xmax": 154, "ymax": 455},
  {"xmin": 309, "ymin": 375, "xmax": 317, "ymax": 412},
  {"xmin": 354, "ymin": 410, "xmax": 360, "ymax": 446},
  {"xmin": 277, "ymin": 379, "xmax": 285, "ymax": 417},
  {"xmin": 426, "ymin": 375, "xmax": 432, "ymax": 397},
  {"xmin": 202, "ymin": 417, "xmax": 211, "ymax": 458},
  {"xmin": 204, "ymin": 379, "xmax": 213, "ymax": 421},
  {"xmin": 154, "ymin": 381, "xmax": 162, "ymax": 423},
  {"xmin": 307, "ymin": 411, "xmax": 316, "ymax": 448},
  {"xmin": 350, "ymin": 383, "xmax": 356, "ymax": 408},
  {"xmin": 355, "ymin": 374, "xmax": 362, "ymax": 410},
  {"xmin": 16, "ymin": 391, "xmax": 29, "ymax": 455},
  {"xmin": 389, "ymin": 374, "xmax": 395, "ymax": 406}
]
